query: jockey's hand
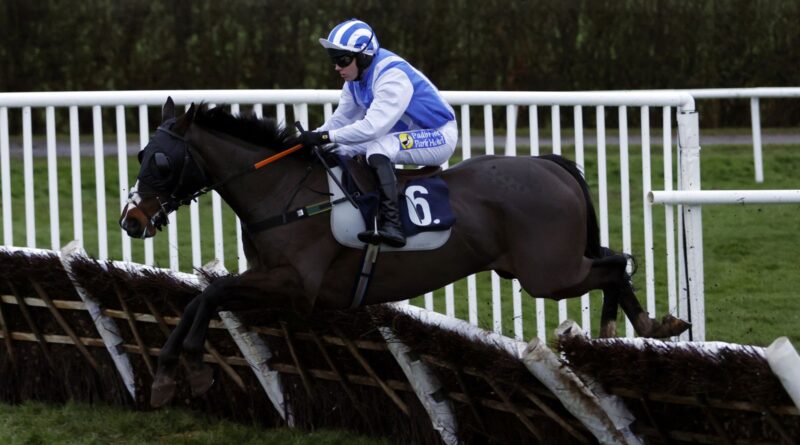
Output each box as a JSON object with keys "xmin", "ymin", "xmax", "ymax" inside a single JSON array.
[{"xmin": 297, "ymin": 130, "xmax": 330, "ymax": 148}]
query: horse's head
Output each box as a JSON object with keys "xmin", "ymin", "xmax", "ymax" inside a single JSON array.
[{"xmin": 119, "ymin": 97, "xmax": 210, "ymax": 238}]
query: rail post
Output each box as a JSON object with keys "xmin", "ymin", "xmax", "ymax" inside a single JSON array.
[
  {"xmin": 677, "ymin": 108, "xmax": 705, "ymax": 341},
  {"xmin": 750, "ymin": 97, "xmax": 764, "ymax": 183}
]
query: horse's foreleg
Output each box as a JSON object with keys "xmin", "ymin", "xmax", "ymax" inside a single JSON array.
[
  {"xmin": 181, "ymin": 275, "xmax": 239, "ymax": 398},
  {"xmin": 151, "ymin": 294, "xmax": 203, "ymax": 407}
]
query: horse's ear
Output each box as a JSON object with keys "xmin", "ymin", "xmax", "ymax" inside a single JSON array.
[
  {"xmin": 186, "ymin": 102, "xmax": 196, "ymax": 120},
  {"xmin": 162, "ymin": 97, "xmax": 176, "ymax": 123}
]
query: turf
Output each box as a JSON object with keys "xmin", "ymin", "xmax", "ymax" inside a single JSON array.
[{"xmin": 0, "ymin": 401, "xmax": 389, "ymax": 445}]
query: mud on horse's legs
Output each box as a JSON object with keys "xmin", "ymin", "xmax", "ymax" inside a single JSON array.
[
  {"xmin": 584, "ymin": 252, "xmax": 690, "ymax": 339},
  {"xmin": 545, "ymin": 252, "xmax": 690, "ymax": 339},
  {"xmin": 617, "ymin": 277, "xmax": 691, "ymax": 338}
]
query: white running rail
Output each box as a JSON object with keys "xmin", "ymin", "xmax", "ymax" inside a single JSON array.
[
  {"xmin": 689, "ymin": 87, "xmax": 800, "ymax": 183},
  {"xmin": 0, "ymin": 89, "xmax": 702, "ymax": 343}
]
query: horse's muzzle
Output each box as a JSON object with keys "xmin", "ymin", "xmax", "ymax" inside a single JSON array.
[
  {"xmin": 119, "ymin": 204, "xmax": 155, "ymax": 239},
  {"xmin": 119, "ymin": 216, "xmax": 142, "ymax": 237}
]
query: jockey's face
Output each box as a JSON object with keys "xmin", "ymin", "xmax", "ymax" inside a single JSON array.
[{"xmin": 334, "ymin": 55, "xmax": 359, "ymax": 81}]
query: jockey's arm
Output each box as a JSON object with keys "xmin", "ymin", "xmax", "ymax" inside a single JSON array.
[
  {"xmin": 327, "ymin": 69, "xmax": 413, "ymax": 145},
  {"xmin": 315, "ymin": 86, "xmax": 364, "ymax": 133}
]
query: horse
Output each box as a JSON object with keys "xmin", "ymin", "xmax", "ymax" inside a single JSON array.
[{"xmin": 120, "ymin": 98, "xmax": 690, "ymax": 407}]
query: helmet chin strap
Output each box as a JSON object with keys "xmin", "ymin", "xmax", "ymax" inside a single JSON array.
[
  {"xmin": 353, "ymin": 30, "xmax": 375, "ymax": 81},
  {"xmin": 355, "ymin": 56, "xmax": 372, "ymax": 81}
]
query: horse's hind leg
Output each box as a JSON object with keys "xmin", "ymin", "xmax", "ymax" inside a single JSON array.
[
  {"xmin": 597, "ymin": 253, "xmax": 690, "ymax": 338},
  {"xmin": 598, "ymin": 290, "xmax": 619, "ymax": 338},
  {"xmin": 617, "ymin": 278, "xmax": 691, "ymax": 338},
  {"xmin": 546, "ymin": 254, "xmax": 690, "ymax": 338},
  {"xmin": 546, "ymin": 255, "xmax": 623, "ymax": 337},
  {"xmin": 595, "ymin": 251, "xmax": 622, "ymax": 337},
  {"xmin": 552, "ymin": 255, "xmax": 626, "ymax": 338},
  {"xmin": 151, "ymin": 295, "xmax": 203, "ymax": 407}
]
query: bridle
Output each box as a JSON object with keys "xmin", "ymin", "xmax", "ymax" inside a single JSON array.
[
  {"xmin": 125, "ymin": 122, "xmax": 306, "ymax": 238},
  {"xmin": 124, "ymin": 125, "xmax": 208, "ymax": 237}
]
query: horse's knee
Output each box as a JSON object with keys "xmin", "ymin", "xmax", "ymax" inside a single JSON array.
[
  {"xmin": 182, "ymin": 336, "xmax": 204, "ymax": 356},
  {"xmin": 207, "ymin": 274, "xmax": 238, "ymax": 290},
  {"xmin": 157, "ymin": 350, "xmax": 179, "ymax": 369},
  {"xmin": 182, "ymin": 276, "xmax": 238, "ymax": 355},
  {"xmin": 201, "ymin": 275, "xmax": 237, "ymax": 306}
]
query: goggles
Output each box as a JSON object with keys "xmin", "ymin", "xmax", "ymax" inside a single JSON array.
[{"xmin": 331, "ymin": 53, "xmax": 355, "ymax": 68}]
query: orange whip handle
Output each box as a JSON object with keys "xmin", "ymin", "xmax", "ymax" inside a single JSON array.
[{"xmin": 253, "ymin": 144, "xmax": 304, "ymax": 170}]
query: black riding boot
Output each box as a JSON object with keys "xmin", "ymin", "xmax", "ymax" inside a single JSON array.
[{"xmin": 358, "ymin": 155, "xmax": 406, "ymax": 247}]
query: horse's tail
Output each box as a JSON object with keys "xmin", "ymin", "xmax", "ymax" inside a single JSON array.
[{"xmin": 538, "ymin": 154, "xmax": 603, "ymax": 259}]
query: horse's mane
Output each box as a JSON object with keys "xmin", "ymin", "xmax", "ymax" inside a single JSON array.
[{"xmin": 185, "ymin": 103, "xmax": 297, "ymax": 150}]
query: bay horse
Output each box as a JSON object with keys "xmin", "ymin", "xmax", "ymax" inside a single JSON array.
[{"xmin": 120, "ymin": 98, "xmax": 689, "ymax": 407}]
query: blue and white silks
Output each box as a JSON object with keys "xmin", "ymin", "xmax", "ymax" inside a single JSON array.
[{"xmin": 317, "ymin": 49, "xmax": 458, "ymax": 166}]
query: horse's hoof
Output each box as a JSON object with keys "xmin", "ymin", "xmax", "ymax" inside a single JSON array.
[
  {"xmin": 633, "ymin": 312, "xmax": 655, "ymax": 337},
  {"xmin": 188, "ymin": 363, "xmax": 215, "ymax": 397},
  {"xmin": 659, "ymin": 314, "xmax": 691, "ymax": 337},
  {"xmin": 644, "ymin": 314, "xmax": 692, "ymax": 338},
  {"xmin": 150, "ymin": 374, "xmax": 177, "ymax": 408}
]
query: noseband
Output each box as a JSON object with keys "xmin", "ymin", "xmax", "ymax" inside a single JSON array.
[{"xmin": 125, "ymin": 186, "xmax": 175, "ymax": 238}]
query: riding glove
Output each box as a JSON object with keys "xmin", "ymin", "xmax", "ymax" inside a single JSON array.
[{"xmin": 297, "ymin": 130, "xmax": 330, "ymax": 147}]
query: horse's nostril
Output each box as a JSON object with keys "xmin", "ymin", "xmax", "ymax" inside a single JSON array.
[{"xmin": 122, "ymin": 218, "xmax": 140, "ymax": 234}]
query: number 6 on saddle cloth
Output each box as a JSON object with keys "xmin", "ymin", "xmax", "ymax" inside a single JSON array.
[{"xmin": 331, "ymin": 155, "xmax": 455, "ymax": 251}]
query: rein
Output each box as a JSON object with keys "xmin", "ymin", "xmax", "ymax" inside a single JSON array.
[
  {"xmin": 184, "ymin": 140, "xmax": 306, "ymax": 203},
  {"xmin": 170, "ymin": 131, "xmax": 360, "ymax": 233},
  {"xmin": 160, "ymin": 123, "xmax": 309, "ymax": 204},
  {"xmin": 137, "ymin": 126, "xmax": 361, "ymax": 235}
]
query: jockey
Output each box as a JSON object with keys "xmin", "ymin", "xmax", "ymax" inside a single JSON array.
[{"xmin": 296, "ymin": 18, "xmax": 458, "ymax": 248}]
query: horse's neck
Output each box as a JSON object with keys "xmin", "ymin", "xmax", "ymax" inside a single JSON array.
[
  {"xmin": 189, "ymin": 127, "xmax": 326, "ymax": 223},
  {"xmin": 230, "ymin": 165, "xmax": 328, "ymax": 225}
]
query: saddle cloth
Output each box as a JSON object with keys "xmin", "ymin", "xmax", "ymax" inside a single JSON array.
[{"xmin": 327, "ymin": 162, "xmax": 454, "ymax": 252}]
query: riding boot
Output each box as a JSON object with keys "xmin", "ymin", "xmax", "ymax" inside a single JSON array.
[{"xmin": 358, "ymin": 155, "xmax": 407, "ymax": 247}]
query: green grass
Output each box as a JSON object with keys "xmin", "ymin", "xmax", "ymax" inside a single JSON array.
[
  {"xmin": 1, "ymin": 143, "xmax": 798, "ymax": 346},
  {"xmin": 0, "ymin": 401, "xmax": 388, "ymax": 445},
  {"xmin": 687, "ymin": 147, "xmax": 800, "ymax": 345}
]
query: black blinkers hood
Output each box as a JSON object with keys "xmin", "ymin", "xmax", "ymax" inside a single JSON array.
[{"xmin": 137, "ymin": 118, "xmax": 209, "ymax": 199}]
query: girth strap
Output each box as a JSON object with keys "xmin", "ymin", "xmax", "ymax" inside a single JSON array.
[
  {"xmin": 350, "ymin": 241, "xmax": 381, "ymax": 308},
  {"xmin": 246, "ymin": 197, "xmax": 348, "ymax": 233}
]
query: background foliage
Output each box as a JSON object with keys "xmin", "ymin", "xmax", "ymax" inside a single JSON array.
[{"xmin": 1, "ymin": 0, "xmax": 799, "ymax": 127}]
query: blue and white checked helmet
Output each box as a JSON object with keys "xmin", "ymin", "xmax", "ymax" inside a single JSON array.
[{"xmin": 319, "ymin": 19, "xmax": 379, "ymax": 56}]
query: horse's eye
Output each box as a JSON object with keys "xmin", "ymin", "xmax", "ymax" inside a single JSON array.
[{"xmin": 153, "ymin": 152, "xmax": 172, "ymax": 177}]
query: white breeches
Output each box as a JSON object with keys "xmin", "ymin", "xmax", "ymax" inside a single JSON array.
[{"xmin": 334, "ymin": 120, "xmax": 458, "ymax": 166}]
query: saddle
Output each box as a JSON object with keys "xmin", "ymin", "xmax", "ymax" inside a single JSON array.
[
  {"xmin": 328, "ymin": 155, "xmax": 454, "ymax": 252},
  {"xmin": 339, "ymin": 154, "xmax": 442, "ymax": 195}
]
